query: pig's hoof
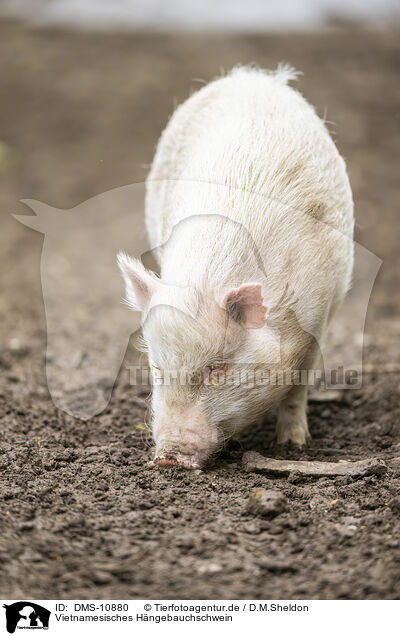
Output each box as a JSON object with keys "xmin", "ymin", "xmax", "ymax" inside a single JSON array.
[
  {"xmin": 275, "ymin": 425, "xmax": 311, "ymax": 447},
  {"xmin": 149, "ymin": 453, "xmax": 201, "ymax": 470}
]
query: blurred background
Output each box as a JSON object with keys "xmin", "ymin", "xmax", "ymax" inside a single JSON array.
[
  {"xmin": 2, "ymin": 0, "xmax": 400, "ymax": 30},
  {"xmin": 1, "ymin": 0, "xmax": 399, "ymax": 367},
  {"xmin": 0, "ymin": 0, "xmax": 399, "ymax": 601}
]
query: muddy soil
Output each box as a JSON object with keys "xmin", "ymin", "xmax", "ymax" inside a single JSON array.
[{"xmin": 0, "ymin": 19, "xmax": 400, "ymax": 599}]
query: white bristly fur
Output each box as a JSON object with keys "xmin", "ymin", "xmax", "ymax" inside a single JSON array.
[{"xmin": 119, "ymin": 65, "xmax": 354, "ymax": 466}]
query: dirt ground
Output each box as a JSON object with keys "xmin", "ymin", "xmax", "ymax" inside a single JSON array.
[{"xmin": 0, "ymin": 19, "xmax": 400, "ymax": 599}]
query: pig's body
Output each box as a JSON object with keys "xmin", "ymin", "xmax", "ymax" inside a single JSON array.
[{"xmin": 119, "ymin": 66, "xmax": 354, "ymax": 468}]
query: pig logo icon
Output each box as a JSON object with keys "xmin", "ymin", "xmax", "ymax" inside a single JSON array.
[{"xmin": 3, "ymin": 602, "xmax": 50, "ymax": 633}]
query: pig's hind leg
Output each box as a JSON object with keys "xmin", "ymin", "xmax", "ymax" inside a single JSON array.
[{"xmin": 275, "ymin": 384, "xmax": 310, "ymax": 447}]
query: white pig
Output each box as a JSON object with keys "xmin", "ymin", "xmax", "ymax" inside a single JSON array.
[{"xmin": 118, "ymin": 65, "xmax": 354, "ymax": 469}]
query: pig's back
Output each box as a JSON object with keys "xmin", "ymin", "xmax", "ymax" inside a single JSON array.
[
  {"xmin": 146, "ymin": 66, "xmax": 354, "ymax": 330},
  {"xmin": 147, "ymin": 66, "xmax": 353, "ymax": 237}
]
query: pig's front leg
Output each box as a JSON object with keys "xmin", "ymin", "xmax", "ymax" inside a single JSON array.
[{"xmin": 275, "ymin": 384, "xmax": 310, "ymax": 446}]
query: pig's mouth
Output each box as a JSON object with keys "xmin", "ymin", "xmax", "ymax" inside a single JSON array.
[
  {"xmin": 149, "ymin": 451, "xmax": 203, "ymax": 470},
  {"xmin": 148, "ymin": 418, "xmax": 221, "ymax": 470}
]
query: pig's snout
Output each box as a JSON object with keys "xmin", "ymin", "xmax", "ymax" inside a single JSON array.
[
  {"xmin": 149, "ymin": 451, "xmax": 203, "ymax": 470},
  {"xmin": 149, "ymin": 405, "xmax": 219, "ymax": 470}
]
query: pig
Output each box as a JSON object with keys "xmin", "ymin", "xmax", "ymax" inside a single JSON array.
[{"xmin": 118, "ymin": 65, "xmax": 354, "ymax": 469}]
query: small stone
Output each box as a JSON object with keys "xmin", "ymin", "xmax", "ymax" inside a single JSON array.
[
  {"xmin": 334, "ymin": 517, "xmax": 361, "ymax": 538},
  {"xmin": 197, "ymin": 562, "xmax": 222, "ymax": 575},
  {"xmin": 247, "ymin": 488, "xmax": 288, "ymax": 518},
  {"xmin": 258, "ymin": 556, "xmax": 298, "ymax": 573},
  {"xmin": 5, "ymin": 338, "xmax": 30, "ymax": 357},
  {"xmin": 90, "ymin": 570, "xmax": 113, "ymax": 585},
  {"xmin": 242, "ymin": 520, "xmax": 262, "ymax": 534}
]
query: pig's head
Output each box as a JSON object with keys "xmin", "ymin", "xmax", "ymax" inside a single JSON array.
[{"xmin": 118, "ymin": 252, "xmax": 278, "ymax": 469}]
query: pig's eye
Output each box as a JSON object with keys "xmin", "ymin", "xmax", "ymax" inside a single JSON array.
[
  {"xmin": 206, "ymin": 361, "xmax": 229, "ymax": 386},
  {"xmin": 208, "ymin": 362, "xmax": 227, "ymax": 372}
]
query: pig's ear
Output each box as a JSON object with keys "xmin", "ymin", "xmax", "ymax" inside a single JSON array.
[
  {"xmin": 222, "ymin": 283, "xmax": 267, "ymax": 329},
  {"xmin": 117, "ymin": 252, "xmax": 159, "ymax": 312}
]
